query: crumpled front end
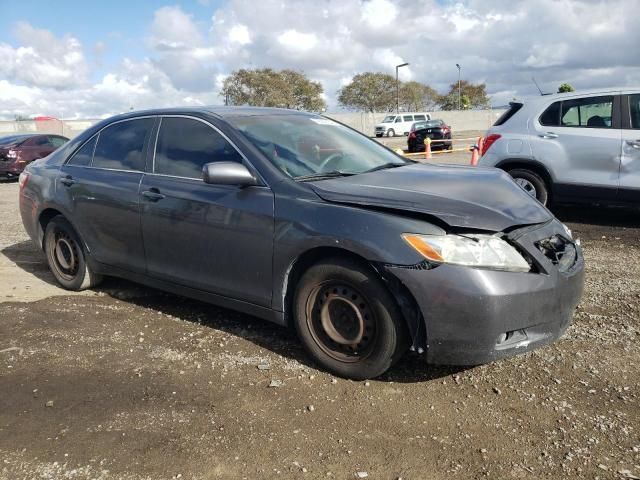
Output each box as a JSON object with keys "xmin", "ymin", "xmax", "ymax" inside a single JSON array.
[{"xmin": 385, "ymin": 219, "xmax": 585, "ymax": 365}]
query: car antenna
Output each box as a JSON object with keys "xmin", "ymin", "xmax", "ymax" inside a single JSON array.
[{"xmin": 532, "ymin": 77, "xmax": 552, "ymax": 96}]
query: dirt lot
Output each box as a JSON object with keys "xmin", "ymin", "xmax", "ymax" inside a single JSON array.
[{"xmin": 1, "ymin": 163, "xmax": 639, "ymax": 479}]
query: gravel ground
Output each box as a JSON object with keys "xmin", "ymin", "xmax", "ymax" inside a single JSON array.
[{"xmin": 0, "ymin": 164, "xmax": 639, "ymax": 479}]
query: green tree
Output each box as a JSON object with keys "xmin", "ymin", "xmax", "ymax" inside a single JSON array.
[
  {"xmin": 221, "ymin": 68, "xmax": 326, "ymax": 112},
  {"xmin": 438, "ymin": 80, "xmax": 489, "ymax": 110},
  {"xmin": 558, "ymin": 83, "xmax": 575, "ymax": 93},
  {"xmin": 399, "ymin": 81, "xmax": 438, "ymax": 111},
  {"xmin": 337, "ymin": 72, "xmax": 397, "ymax": 113}
]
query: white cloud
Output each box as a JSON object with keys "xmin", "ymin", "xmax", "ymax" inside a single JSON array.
[
  {"xmin": 228, "ymin": 24, "xmax": 251, "ymax": 45},
  {"xmin": 362, "ymin": 0, "xmax": 398, "ymax": 28},
  {"xmin": 0, "ymin": 0, "xmax": 639, "ymax": 118},
  {"xmin": 277, "ymin": 30, "xmax": 318, "ymax": 52}
]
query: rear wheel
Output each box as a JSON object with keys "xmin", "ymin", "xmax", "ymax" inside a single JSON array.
[
  {"xmin": 44, "ymin": 216, "xmax": 103, "ymax": 290},
  {"xmin": 293, "ymin": 258, "xmax": 409, "ymax": 380},
  {"xmin": 508, "ymin": 168, "xmax": 549, "ymax": 206}
]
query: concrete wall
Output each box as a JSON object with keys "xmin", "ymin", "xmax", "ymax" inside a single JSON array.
[
  {"xmin": 324, "ymin": 109, "xmax": 506, "ymax": 135},
  {"xmin": 0, "ymin": 110, "xmax": 506, "ymax": 140}
]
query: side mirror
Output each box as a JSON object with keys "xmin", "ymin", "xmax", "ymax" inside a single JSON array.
[{"xmin": 202, "ymin": 162, "xmax": 258, "ymax": 187}]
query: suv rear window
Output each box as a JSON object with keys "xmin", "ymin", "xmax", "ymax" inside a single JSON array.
[
  {"xmin": 561, "ymin": 96, "xmax": 613, "ymax": 128},
  {"xmin": 493, "ymin": 102, "xmax": 523, "ymax": 126},
  {"xmin": 540, "ymin": 101, "xmax": 561, "ymax": 126}
]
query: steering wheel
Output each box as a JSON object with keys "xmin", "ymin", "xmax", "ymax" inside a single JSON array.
[{"xmin": 317, "ymin": 152, "xmax": 344, "ymax": 172}]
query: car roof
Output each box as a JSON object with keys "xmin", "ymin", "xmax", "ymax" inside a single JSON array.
[
  {"xmin": 108, "ymin": 106, "xmax": 316, "ymax": 122},
  {"xmin": 518, "ymin": 86, "xmax": 640, "ymax": 105}
]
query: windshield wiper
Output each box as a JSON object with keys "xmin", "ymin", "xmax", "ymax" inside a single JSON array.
[
  {"xmin": 295, "ymin": 170, "xmax": 356, "ymax": 182},
  {"xmin": 361, "ymin": 162, "xmax": 410, "ymax": 174}
]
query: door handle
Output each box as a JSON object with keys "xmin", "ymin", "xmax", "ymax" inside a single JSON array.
[
  {"xmin": 141, "ymin": 189, "xmax": 165, "ymax": 202},
  {"xmin": 539, "ymin": 132, "xmax": 559, "ymax": 139},
  {"xmin": 60, "ymin": 175, "xmax": 75, "ymax": 187},
  {"xmin": 626, "ymin": 139, "xmax": 640, "ymax": 149}
]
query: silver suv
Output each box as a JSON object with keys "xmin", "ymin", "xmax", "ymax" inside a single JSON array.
[{"xmin": 478, "ymin": 88, "xmax": 640, "ymax": 205}]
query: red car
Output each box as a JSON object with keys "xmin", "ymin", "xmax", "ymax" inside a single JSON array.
[{"xmin": 0, "ymin": 134, "xmax": 69, "ymax": 179}]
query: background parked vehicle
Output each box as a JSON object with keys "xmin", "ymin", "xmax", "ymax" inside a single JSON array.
[
  {"xmin": 0, "ymin": 134, "xmax": 68, "ymax": 179},
  {"xmin": 478, "ymin": 88, "xmax": 640, "ymax": 206},
  {"xmin": 374, "ymin": 112, "xmax": 431, "ymax": 137},
  {"xmin": 407, "ymin": 119, "xmax": 452, "ymax": 152}
]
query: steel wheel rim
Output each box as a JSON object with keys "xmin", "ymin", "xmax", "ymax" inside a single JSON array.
[
  {"xmin": 306, "ymin": 282, "xmax": 377, "ymax": 363},
  {"xmin": 48, "ymin": 228, "xmax": 80, "ymax": 281},
  {"xmin": 515, "ymin": 177, "xmax": 537, "ymax": 198}
]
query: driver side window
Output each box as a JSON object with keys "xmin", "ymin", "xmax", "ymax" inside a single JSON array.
[{"xmin": 154, "ymin": 117, "xmax": 243, "ymax": 179}]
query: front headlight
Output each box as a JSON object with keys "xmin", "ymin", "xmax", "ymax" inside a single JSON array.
[{"xmin": 402, "ymin": 233, "xmax": 530, "ymax": 272}]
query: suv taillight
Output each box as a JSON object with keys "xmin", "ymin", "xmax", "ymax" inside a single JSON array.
[
  {"xmin": 408, "ymin": 132, "xmax": 416, "ymax": 139},
  {"xmin": 19, "ymin": 171, "xmax": 30, "ymax": 190},
  {"xmin": 481, "ymin": 134, "xmax": 501, "ymax": 156}
]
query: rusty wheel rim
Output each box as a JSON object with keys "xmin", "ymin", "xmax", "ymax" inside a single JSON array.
[
  {"xmin": 48, "ymin": 228, "xmax": 80, "ymax": 282},
  {"xmin": 305, "ymin": 282, "xmax": 377, "ymax": 363}
]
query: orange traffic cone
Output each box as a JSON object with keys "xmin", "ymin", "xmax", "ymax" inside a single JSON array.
[
  {"xmin": 424, "ymin": 137, "xmax": 432, "ymax": 160},
  {"xmin": 470, "ymin": 145, "xmax": 479, "ymax": 166}
]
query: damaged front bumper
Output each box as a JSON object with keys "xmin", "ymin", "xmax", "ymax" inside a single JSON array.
[{"xmin": 384, "ymin": 220, "xmax": 585, "ymax": 365}]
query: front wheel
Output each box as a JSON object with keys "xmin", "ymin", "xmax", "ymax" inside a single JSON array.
[
  {"xmin": 508, "ymin": 168, "xmax": 549, "ymax": 206},
  {"xmin": 44, "ymin": 215, "xmax": 103, "ymax": 290},
  {"xmin": 293, "ymin": 258, "xmax": 409, "ymax": 380},
  {"xmin": 386, "ymin": 129, "xmax": 395, "ymax": 137}
]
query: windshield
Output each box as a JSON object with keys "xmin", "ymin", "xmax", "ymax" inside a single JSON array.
[
  {"xmin": 381, "ymin": 115, "xmax": 396, "ymax": 123},
  {"xmin": 229, "ymin": 114, "xmax": 410, "ymax": 179}
]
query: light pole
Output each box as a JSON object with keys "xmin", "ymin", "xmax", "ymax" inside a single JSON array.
[
  {"xmin": 456, "ymin": 63, "xmax": 461, "ymax": 110},
  {"xmin": 395, "ymin": 62, "xmax": 409, "ymax": 114}
]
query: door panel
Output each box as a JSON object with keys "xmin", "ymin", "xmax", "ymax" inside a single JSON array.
[
  {"xmin": 140, "ymin": 116, "xmax": 275, "ymax": 307},
  {"xmin": 619, "ymin": 93, "xmax": 640, "ymax": 200},
  {"xmin": 530, "ymin": 95, "xmax": 621, "ymax": 197},
  {"xmin": 58, "ymin": 165, "xmax": 146, "ymax": 271},
  {"xmin": 57, "ymin": 117, "xmax": 154, "ymax": 272},
  {"xmin": 140, "ymin": 175, "xmax": 274, "ymax": 306}
]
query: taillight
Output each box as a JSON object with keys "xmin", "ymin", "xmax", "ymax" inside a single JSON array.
[
  {"xmin": 408, "ymin": 132, "xmax": 416, "ymax": 139},
  {"xmin": 481, "ymin": 134, "xmax": 501, "ymax": 156},
  {"xmin": 19, "ymin": 171, "xmax": 30, "ymax": 190}
]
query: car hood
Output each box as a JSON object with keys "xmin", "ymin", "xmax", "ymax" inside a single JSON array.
[{"xmin": 308, "ymin": 163, "xmax": 553, "ymax": 232}]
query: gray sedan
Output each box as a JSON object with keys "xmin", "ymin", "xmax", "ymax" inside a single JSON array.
[{"xmin": 18, "ymin": 107, "xmax": 584, "ymax": 379}]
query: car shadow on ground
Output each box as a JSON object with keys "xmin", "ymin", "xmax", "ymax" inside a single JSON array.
[{"xmin": 1, "ymin": 240, "xmax": 59, "ymax": 286}]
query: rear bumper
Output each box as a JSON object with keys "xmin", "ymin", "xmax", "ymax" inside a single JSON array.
[{"xmin": 385, "ymin": 222, "xmax": 585, "ymax": 365}]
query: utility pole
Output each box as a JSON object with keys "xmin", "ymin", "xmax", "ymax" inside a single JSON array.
[
  {"xmin": 456, "ymin": 63, "xmax": 461, "ymax": 110},
  {"xmin": 395, "ymin": 62, "xmax": 409, "ymax": 113}
]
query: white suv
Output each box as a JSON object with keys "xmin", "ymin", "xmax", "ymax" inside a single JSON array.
[
  {"xmin": 479, "ymin": 88, "xmax": 640, "ymax": 206},
  {"xmin": 375, "ymin": 113, "xmax": 431, "ymax": 137}
]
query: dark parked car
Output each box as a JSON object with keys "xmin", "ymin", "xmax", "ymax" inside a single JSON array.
[
  {"xmin": 19, "ymin": 107, "xmax": 584, "ymax": 379},
  {"xmin": 407, "ymin": 119, "xmax": 452, "ymax": 152},
  {"xmin": 0, "ymin": 134, "xmax": 68, "ymax": 179}
]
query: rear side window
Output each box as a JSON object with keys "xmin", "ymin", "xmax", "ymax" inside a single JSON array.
[
  {"xmin": 48, "ymin": 136, "xmax": 67, "ymax": 148},
  {"xmin": 494, "ymin": 102, "xmax": 523, "ymax": 126},
  {"xmin": 414, "ymin": 114, "xmax": 426, "ymax": 121},
  {"xmin": 630, "ymin": 94, "xmax": 640, "ymax": 129},
  {"xmin": 403, "ymin": 115, "xmax": 414, "ymax": 122},
  {"xmin": 539, "ymin": 102, "xmax": 561, "ymax": 126},
  {"xmin": 93, "ymin": 118, "xmax": 153, "ymax": 171},
  {"xmin": 154, "ymin": 117, "xmax": 243, "ymax": 179},
  {"xmin": 561, "ymin": 96, "xmax": 613, "ymax": 128},
  {"xmin": 67, "ymin": 136, "xmax": 97, "ymax": 167}
]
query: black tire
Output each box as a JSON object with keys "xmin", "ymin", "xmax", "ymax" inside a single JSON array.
[
  {"xmin": 507, "ymin": 168, "xmax": 549, "ymax": 206},
  {"xmin": 44, "ymin": 215, "xmax": 103, "ymax": 291},
  {"xmin": 293, "ymin": 257, "xmax": 409, "ymax": 380}
]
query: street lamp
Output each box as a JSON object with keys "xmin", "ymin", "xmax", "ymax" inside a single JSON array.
[
  {"xmin": 456, "ymin": 63, "xmax": 461, "ymax": 110},
  {"xmin": 396, "ymin": 62, "xmax": 409, "ymax": 114}
]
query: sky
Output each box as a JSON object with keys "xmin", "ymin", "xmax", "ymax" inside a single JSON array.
[{"xmin": 0, "ymin": 0, "xmax": 638, "ymax": 119}]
